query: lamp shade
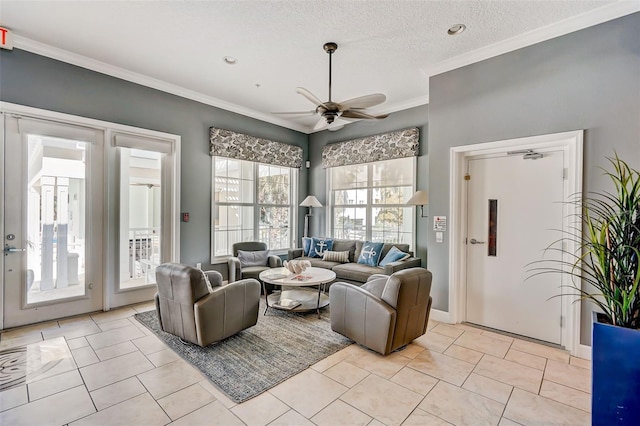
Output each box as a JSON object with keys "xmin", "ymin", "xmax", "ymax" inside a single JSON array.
[
  {"xmin": 300, "ymin": 195, "xmax": 323, "ymax": 207},
  {"xmin": 406, "ymin": 190, "xmax": 428, "ymax": 206}
]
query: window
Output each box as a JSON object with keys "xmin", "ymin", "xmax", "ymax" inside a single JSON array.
[
  {"xmin": 212, "ymin": 157, "xmax": 296, "ymax": 258},
  {"xmin": 330, "ymin": 157, "xmax": 415, "ymax": 246}
]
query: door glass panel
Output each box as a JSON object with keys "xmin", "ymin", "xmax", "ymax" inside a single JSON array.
[
  {"xmin": 119, "ymin": 148, "xmax": 162, "ymax": 289},
  {"xmin": 26, "ymin": 135, "xmax": 87, "ymax": 304}
]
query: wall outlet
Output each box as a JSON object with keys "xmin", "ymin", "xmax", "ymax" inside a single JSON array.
[{"xmin": 196, "ymin": 262, "xmax": 202, "ymax": 269}]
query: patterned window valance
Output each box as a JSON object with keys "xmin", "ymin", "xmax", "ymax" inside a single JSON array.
[
  {"xmin": 209, "ymin": 127, "xmax": 303, "ymax": 168},
  {"xmin": 321, "ymin": 127, "xmax": 419, "ymax": 168}
]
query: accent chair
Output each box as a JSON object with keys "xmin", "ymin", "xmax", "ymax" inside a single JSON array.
[
  {"xmin": 329, "ymin": 267, "xmax": 433, "ymax": 355},
  {"xmin": 228, "ymin": 242, "xmax": 283, "ymax": 292},
  {"xmin": 155, "ymin": 263, "xmax": 260, "ymax": 347}
]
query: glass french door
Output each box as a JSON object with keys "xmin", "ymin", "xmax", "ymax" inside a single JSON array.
[
  {"xmin": 3, "ymin": 115, "xmax": 103, "ymax": 328},
  {"xmin": 106, "ymin": 132, "xmax": 178, "ymax": 308}
]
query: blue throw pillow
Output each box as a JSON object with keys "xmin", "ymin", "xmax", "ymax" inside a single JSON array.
[
  {"xmin": 309, "ymin": 238, "xmax": 334, "ymax": 258},
  {"xmin": 301, "ymin": 237, "xmax": 313, "ymax": 256},
  {"xmin": 357, "ymin": 241, "xmax": 384, "ymax": 266},
  {"xmin": 378, "ymin": 246, "xmax": 411, "ymax": 267}
]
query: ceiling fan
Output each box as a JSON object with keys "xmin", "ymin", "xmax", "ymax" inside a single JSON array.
[{"xmin": 274, "ymin": 42, "xmax": 388, "ymax": 131}]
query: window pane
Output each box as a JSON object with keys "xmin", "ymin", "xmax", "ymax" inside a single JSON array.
[
  {"xmin": 331, "ymin": 164, "xmax": 368, "ymax": 189},
  {"xmin": 330, "ymin": 157, "xmax": 415, "ymax": 250},
  {"xmin": 258, "ymin": 165, "xmax": 290, "ymax": 205},
  {"xmin": 372, "ymin": 186, "xmax": 413, "ymax": 204},
  {"xmin": 259, "ymin": 207, "xmax": 290, "ymax": 250},
  {"xmin": 334, "ymin": 189, "xmax": 366, "ymax": 205},
  {"xmin": 373, "ymin": 158, "xmax": 414, "ymax": 186},
  {"xmin": 333, "ymin": 207, "xmax": 366, "ymax": 241},
  {"xmin": 212, "ymin": 156, "xmax": 295, "ymax": 258}
]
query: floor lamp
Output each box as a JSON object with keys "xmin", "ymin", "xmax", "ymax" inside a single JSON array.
[
  {"xmin": 407, "ymin": 190, "xmax": 428, "ymax": 217},
  {"xmin": 299, "ymin": 195, "xmax": 323, "ymax": 238}
]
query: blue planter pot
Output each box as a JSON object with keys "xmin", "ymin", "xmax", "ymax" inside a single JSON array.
[{"xmin": 592, "ymin": 311, "xmax": 640, "ymax": 425}]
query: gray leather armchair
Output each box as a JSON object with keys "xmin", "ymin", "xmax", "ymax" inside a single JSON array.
[
  {"xmin": 329, "ymin": 267, "xmax": 433, "ymax": 355},
  {"xmin": 228, "ymin": 242, "xmax": 282, "ymax": 290},
  {"xmin": 155, "ymin": 263, "xmax": 260, "ymax": 347}
]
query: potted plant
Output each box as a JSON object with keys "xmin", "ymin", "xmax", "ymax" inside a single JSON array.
[{"xmin": 532, "ymin": 155, "xmax": 639, "ymax": 425}]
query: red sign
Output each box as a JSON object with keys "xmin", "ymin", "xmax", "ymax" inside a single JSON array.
[{"xmin": 0, "ymin": 27, "xmax": 13, "ymax": 50}]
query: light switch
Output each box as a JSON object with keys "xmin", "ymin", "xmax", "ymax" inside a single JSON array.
[{"xmin": 436, "ymin": 232, "xmax": 443, "ymax": 243}]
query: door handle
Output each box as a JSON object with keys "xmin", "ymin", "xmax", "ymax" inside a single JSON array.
[
  {"xmin": 4, "ymin": 245, "xmax": 26, "ymax": 255},
  {"xmin": 469, "ymin": 238, "xmax": 485, "ymax": 245}
]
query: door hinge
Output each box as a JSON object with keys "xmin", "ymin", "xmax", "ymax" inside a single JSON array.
[
  {"xmin": 560, "ymin": 316, "xmax": 564, "ymax": 327},
  {"xmin": 464, "ymin": 174, "xmax": 471, "ymax": 181},
  {"xmin": 562, "ymin": 168, "xmax": 568, "ymax": 180}
]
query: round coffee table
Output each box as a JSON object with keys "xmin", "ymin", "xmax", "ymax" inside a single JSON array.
[{"xmin": 259, "ymin": 267, "xmax": 336, "ymax": 317}]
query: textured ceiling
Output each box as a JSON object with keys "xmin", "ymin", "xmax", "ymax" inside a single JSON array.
[{"xmin": 0, "ymin": 1, "xmax": 632, "ymax": 133}]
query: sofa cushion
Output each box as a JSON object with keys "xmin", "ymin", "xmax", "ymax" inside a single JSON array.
[
  {"xmin": 331, "ymin": 239, "xmax": 357, "ymax": 262},
  {"xmin": 309, "ymin": 238, "xmax": 334, "ymax": 258},
  {"xmin": 322, "ymin": 250, "xmax": 350, "ymax": 263},
  {"xmin": 379, "ymin": 246, "xmax": 411, "ymax": 267},
  {"xmin": 380, "ymin": 243, "xmax": 411, "ymax": 259},
  {"xmin": 302, "ymin": 237, "xmax": 313, "ymax": 256},
  {"xmin": 297, "ymin": 256, "xmax": 341, "ymax": 270},
  {"xmin": 357, "ymin": 241, "xmax": 384, "ymax": 266},
  {"xmin": 241, "ymin": 265, "xmax": 272, "ymax": 280},
  {"xmin": 333, "ymin": 263, "xmax": 383, "ymax": 283}
]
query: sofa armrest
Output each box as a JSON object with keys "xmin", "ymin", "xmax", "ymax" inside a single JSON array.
[
  {"xmin": 195, "ymin": 278, "xmax": 260, "ymax": 345},
  {"xmin": 227, "ymin": 257, "xmax": 241, "ymax": 283},
  {"xmin": 383, "ymin": 257, "xmax": 422, "ymax": 275},
  {"xmin": 329, "ymin": 282, "xmax": 397, "ymax": 355},
  {"xmin": 288, "ymin": 248, "xmax": 304, "ymax": 260},
  {"xmin": 268, "ymin": 255, "xmax": 283, "ymax": 268}
]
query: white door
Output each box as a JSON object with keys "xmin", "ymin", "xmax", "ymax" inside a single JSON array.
[
  {"xmin": 465, "ymin": 150, "xmax": 564, "ymax": 344},
  {"xmin": 3, "ymin": 115, "xmax": 104, "ymax": 328}
]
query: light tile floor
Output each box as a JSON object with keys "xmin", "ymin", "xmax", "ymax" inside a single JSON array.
[{"xmin": 0, "ymin": 303, "xmax": 592, "ymax": 425}]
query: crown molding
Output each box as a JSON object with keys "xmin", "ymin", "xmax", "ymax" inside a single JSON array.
[
  {"xmin": 381, "ymin": 95, "xmax": 430, "ymax": 115},
  {"xmin": 13, "ymin": 35, "xmax": 310, "ymax": 134},
  {"xmin": 423, "ymin": 0, "xmax": 640, "ymax": 77}
]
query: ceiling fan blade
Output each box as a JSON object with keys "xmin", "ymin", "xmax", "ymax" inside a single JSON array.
[
  {"xmin": 313, "ymin": 118, "xmax": 329, "ymax": 131},
  {"xmin": 339, "ymin": 93, "xmax": 386, "ymax": 110},
  {"xmin": 341, "ymin": 110, "xmax": 389, "ymax": 120},
  {"xmin": 272, "ymin": 111, "xmax": 316, "ymax": 116},
  {"xmin": 327, "ymin": 117, "xmax": 351, "ymax": 131},
  {"xmin": 296, "ymin": 87, "xmax": 325, "ymax": 107}
]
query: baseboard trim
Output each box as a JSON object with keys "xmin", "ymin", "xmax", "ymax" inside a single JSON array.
[
  {"xmin": 430, "ymin": 309, "xmax": 451, "ymax": 324},
  {"xmin": 577, "ymin": 344, "xmax": 592, "ymax": 360}
]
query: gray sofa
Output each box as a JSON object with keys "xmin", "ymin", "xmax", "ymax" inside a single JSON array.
[{"xmin": 288, "ymin": 238, "xmax": 421, "ymax": 285}]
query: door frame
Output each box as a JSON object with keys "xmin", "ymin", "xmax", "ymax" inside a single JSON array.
[
  {"xmin": 449, "ymin": 130, "xmax": 583, "ymax": 355},
  {"xmin": 1, "ymin": 102, "xmax": 181, "ymax": 326}
]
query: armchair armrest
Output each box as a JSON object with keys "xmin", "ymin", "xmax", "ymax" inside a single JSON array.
[
  {"xmin": 382, "ymin": 257, "xmax": 421, "ymax": 275},
  {"xmin": 204, "ymin": 270, "xmax": 223, "ymax": 288},
  {"xmin": 329, "ymin": 282, "xmax": 397, "ymax": 355},
  {"xmin": 288, "ymin": 248, "xmax": 303, "ymax": 260},
  {"xmin": 268, "ymin": 255, "xmax": 283, "ymax": 268},
  {"xmin": 194, "ymin": 278, "xmax": 260, "ymax": 345},
  {"xmin": 227, "ymin": 257, "xmax": 241, "ymax": 283}
]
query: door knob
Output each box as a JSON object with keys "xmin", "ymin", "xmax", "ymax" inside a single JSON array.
[{"xmin": 469, "ymin": 238, "xmax": 485, "ymax": 245}]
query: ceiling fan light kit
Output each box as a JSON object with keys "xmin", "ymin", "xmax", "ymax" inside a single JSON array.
[{"xmin": 273, "ymin": 42, "xmax": 388, "ymax": 131}]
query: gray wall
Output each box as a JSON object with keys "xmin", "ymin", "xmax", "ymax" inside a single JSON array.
[
  {"xmin": 428, "ymin": 13, "xmax": 640, "ymax": 345},
  {"xmin": 308, "ymin": 105, "xmax": 429, "ymax": 266},
  {"xmin": 0, "ymin": 48, "xmax": 308, "ymax": 278}
]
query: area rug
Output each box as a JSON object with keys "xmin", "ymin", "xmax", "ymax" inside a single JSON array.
[{"xmin": 134, "ymin": 302, "xmax": 352, "ymax": 403}]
